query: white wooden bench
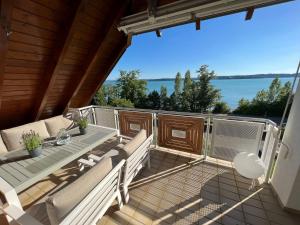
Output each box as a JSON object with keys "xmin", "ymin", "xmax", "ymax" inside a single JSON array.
[
  {"xmin": 78, "ymin": 130, "xmax": 153, "ymax": 204},
  {"xmin": 0, "ymin": 158, "xmax": 125, "ymax": 225},
  {"xmin": 122, "ymin": 133, "xmax": 153, "ymax": 203}
]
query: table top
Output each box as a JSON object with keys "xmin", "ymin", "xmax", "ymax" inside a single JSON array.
[
  {"xmin": 233, "ymin": 152, "xmax": 265, "ymax": 179},
  {"xmin": 0, "ymin": 125, "xmax": 117, "ymax": 193}
]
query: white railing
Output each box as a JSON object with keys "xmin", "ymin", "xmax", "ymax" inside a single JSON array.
[{"xmin": 70, "ymin": 105, "xmax": 278, "ymax": 182}]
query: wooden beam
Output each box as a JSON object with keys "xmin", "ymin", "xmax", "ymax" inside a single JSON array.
[
  {"xmin": 127, "ymin": 33, "xmax": 133, "ymax": 47},
  {"xmin": 0, "ymin": 0, "xmax": 14, "ymax": 111},
  {"xmin": 195, "ymin": 18, "xmax": 201, "ymax": 30},
  {"xmin": 245, "ymin": 7, "xmax": 254, "ymax": 20},
  {"xmin": 155, "ymin": 29, "xmax": 162, "ymax": 37},
  {"xmin": 62, "ymin": 0, "xmax": 129, "ymax": 113},
  {"xmin": 32, "ymin": 0, "xmax": 83, "ymax": 121},
  {"xmin": 147, "ymin": 0, "xmax": 157, "ymax": 22}
]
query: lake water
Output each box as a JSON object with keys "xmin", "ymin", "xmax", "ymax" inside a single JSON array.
[{"xmin": 105, "ymin": 78, "xmax": 295, "ymax": 109}]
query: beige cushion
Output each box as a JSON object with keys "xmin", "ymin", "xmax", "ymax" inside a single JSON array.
[
  {"xmin": 123, "ymin": 129, "xmax": 147, "ymax": 157},
  {"xmin": 0, "ymin": 136, "xmax": 8, "ymax": 154},
  {"xmin": 44, "ymin": 115, "xmax": 73, "ymax": 137},
  {"xmin": 1, "ymin": 121, "xmax": 50, "ymax": 151},
  {"xmin": 46, "ymin": 157, "xmax": 112, "ymax": 225}
]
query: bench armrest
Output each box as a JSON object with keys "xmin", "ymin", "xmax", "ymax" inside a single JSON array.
[
  {"xmin": 118, "ymin": 135, "xmax": 133, "ymax": 140},
  {"xmin": 88, "ymin": 149, "xmax": 119, "ymax": 162},
  {"xmin": 1, "ymin": 205, "xmax": 43, "ymax": 225}
]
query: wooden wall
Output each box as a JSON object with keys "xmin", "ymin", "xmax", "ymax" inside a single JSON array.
[{"xmin": 0, "ymin": 0, "xmax": 128, "ymax": 129}]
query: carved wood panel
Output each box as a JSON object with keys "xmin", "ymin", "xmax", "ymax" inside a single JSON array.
[
  {"xmin": 119, "ymin": 111, "xmax": 152, "ymax": 137},
  {"xmin": 158, "ymin": 114, "xmax": 204, "ymax": 154}
]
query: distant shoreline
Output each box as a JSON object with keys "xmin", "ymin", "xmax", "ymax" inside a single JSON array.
[{"xmin": 106, "ymin": 74, "xmax": 295, "ymax": 82}]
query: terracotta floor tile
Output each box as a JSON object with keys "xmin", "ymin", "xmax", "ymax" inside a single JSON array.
[
  {"xmin": 242, "ymin": 204, "xmax": 267, "ymax": 219},
  {"xmin": 133, "ymin": 208, "xmax": 155, "ymax": 225},
  {"xmin": 266, "ymin": 211, "xmax": 299, "ymax": 225},
  {"xmin": 222, "ymin": 214, "xmax": 246, "ymax": 225},
  {"xmin": 242, "ymin": 196, "xmax": 264, "ymax": 209},
  {"xmin": 244, "ymin": 213, "xmax": 271, "ymax": 225},
  {"xmin": 13, "ymin": 143, "xmax": 299, "ymax": 225},
  {"xmin": 220, "ymin": 189, "xmax": 240, "ymax": 202},
  {"xmin": 221, "ymin": 208, "xmax": 245, "ymax": 221},
  {"xmin": 219, "ymin": 182, "xmax": 238, "ymax": 194}
]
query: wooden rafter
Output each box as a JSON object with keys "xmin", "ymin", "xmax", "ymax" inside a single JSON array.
[
  {"xmin": 32, "ymin": 0, "xmax": 83, "ymax": 121},
  {"xmin": 195, "ymin": 18, "xmax": 201, "ymax": 30},
  {"xmin": 62, "ymin": 1, "xmax": 130, "ymax": 113},
  {"xmin": 147, "ymin": 0, "xmax": 157, "ymax": 20},
  {"xmin": 0, "ymin": 0, "xmax": 14, "ymax": 110},
  {"xmin": 127, "ymin": 33, "xmax": 133, "ymax": 47},
  {"xmin": 245, "ymin": 7, "xmax": 255, "ymax": 20},
  {"xmin": 155, "ymin": 29, "xmax": 162, "ymax": 37}
]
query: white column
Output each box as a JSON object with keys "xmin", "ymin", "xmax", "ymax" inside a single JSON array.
[{"xmin": 271, "ymin": 80, "xmax": 300, "ymax": 211}]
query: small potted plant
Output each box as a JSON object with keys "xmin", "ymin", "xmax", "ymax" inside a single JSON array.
[
  {"xmin": 77, "ymin": 117, "xmax": 88, "ymax": 135},
  {"xmin": 21, "ymin": 130, "xmax": 43, "ymax": 158}
]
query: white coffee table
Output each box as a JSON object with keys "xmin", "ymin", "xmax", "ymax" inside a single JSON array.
[{"xmin": 233, "ymin": 152, "xmax": 265, "ymax": 189}]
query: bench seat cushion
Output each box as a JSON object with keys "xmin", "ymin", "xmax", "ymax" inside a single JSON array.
[
  {"xmin": 44, "ymin": 115, "xmax": 73, "ymax": 137},
  {"xmin": 123, "ymin": 129, "xmax": 147, "ymax": 157},
  {"xmin": 46, "ymin": 157, "xmax": 112, "ymax": 225},
  {"xmin": 1, "ymin": 121, "xmax": 50, "ymax": 151},
  {"xmin": 0, "ymin": 136, "xmax": 8, "ymax": 154}
]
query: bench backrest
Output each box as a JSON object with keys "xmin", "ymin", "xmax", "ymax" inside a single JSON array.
[
  {"xmin": 123, "ymin": 134, "xmax": 153, "ymax": 186},
  {"xmin": 0, "ymin": 136, "xmax": 8, "ymax": 154},
  {"xmin": 0, "ymin": 115, "xmax": 73, "ymax": 153},
  {"xmin": 59, "ymin": 159, "xmax": 125, "ymax": 225},
  {"xmin": 1, "ymin": 121, "xmax": 50, "ymax": 151}
]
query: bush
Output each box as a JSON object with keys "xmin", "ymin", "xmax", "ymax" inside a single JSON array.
[
  {"xmin": 110, "ymin": 98, "xmax": 134, "ymax": 108},
  {"xmin": 212, "ymin": 102, "xmax": 231, "ymax": 114}
]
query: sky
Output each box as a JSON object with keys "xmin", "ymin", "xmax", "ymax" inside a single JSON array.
[{"xmin": 108, "ymin": 1, "xmax": 300, "ymax": 80}]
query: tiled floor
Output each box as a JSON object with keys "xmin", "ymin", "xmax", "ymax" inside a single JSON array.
[{"xmin": 18, "ymin": 137, "xmax": 300, "ymax": 225}]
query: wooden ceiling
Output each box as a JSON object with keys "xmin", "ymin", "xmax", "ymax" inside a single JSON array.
[
  {"xmin": 0, "ymin": 0, "xmax": 131, "ymax": 129},
  {"xmin": 0, "ymin": 0, "xmax": 291, "ymax": 129}
]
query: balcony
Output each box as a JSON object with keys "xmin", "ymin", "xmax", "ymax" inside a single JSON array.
[{"xmin": 5, "ymin": 105, "xmax": 297, "ymax": 225}]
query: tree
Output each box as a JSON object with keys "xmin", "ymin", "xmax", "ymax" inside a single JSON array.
[
  {"xmin": 170, "ymin": 72, "xmax": 182, "ymax": 110},
  {"xmin": 110, "ymin": 98, "xmax": 134, "ymax": 108},
  {"xmin": 234, "ymin": 98, "xmax": 251, "ymax": 115},
  {"xmin": 93, "ymin": 86, "xmax": 107, "ymax": 106},
  {"xmin": 192, "ymin": 65, "xmax": 221, "ymax": 112},
  {"xmin": 234, "ymin": 77, "xmax": 292, "ymax": 117},
  {"xmin": 106, "ymin": 85, "xmax": 120, "ymax": 105},
  {"xmin": 117, "ymin": 70, "xmax": 147, "ymax": 107},
  {"xmin": 182, "ymin": 70, "xmax": 193, "ymax": 111},
  {"xmin": 213, "ymin": 102, "xmax": 231, "ymax": 114},
  {"xmin": 160, "ymin": 85, "xmax": 170, "ymax": 110},
  {"xmin": 145, "ymin": 90, "xmax": 161, "ymax": 109}
]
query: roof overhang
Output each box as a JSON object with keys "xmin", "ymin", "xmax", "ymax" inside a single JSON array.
[{"xmin": 118, "ymin": 0, "xmax": 292, "ymax": 35}]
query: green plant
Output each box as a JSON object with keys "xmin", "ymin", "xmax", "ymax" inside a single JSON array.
[
  {"xmin": 77, "ymin": 117, "xmax": 88, "ymax": 129},
  {"xmin": 213, "ymin": 101, "xmax": 231, "ymax": 114},
  {"xmin": 110, "ymin": 98, "xmax": 134, "ymax": 108},
  {"xmin": 21, "ymin": 130, "xmax": 42, "ymax": 151}
]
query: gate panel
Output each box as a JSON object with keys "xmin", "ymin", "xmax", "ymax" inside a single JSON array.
[
  {"xmin": 158, "ymin": 114, "xmax": 204, "ymax": 154},
  {"xmin": 94, "ymin": 108, "xmax": 116, "ymax": 129},
  {"xmin": 119, "ymin": 111, "xmax": 152, "ymax": 137},
  {"xmin": 211, "ymin": 119, "xmax": 264, "ymax": 161}
]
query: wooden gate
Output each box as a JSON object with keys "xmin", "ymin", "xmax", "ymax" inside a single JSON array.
[
  {"xmin": 119, "ymin": 111, "xmax": 152, "ymax": 137},
  {"xmin": 158, "ymin": 114, "xmax": 204, "ymax": 154}
]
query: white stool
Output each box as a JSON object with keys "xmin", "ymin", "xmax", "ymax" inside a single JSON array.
[{"xmin": 233, "ymin": 152, "xmax": 265, "ymax": 189}]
